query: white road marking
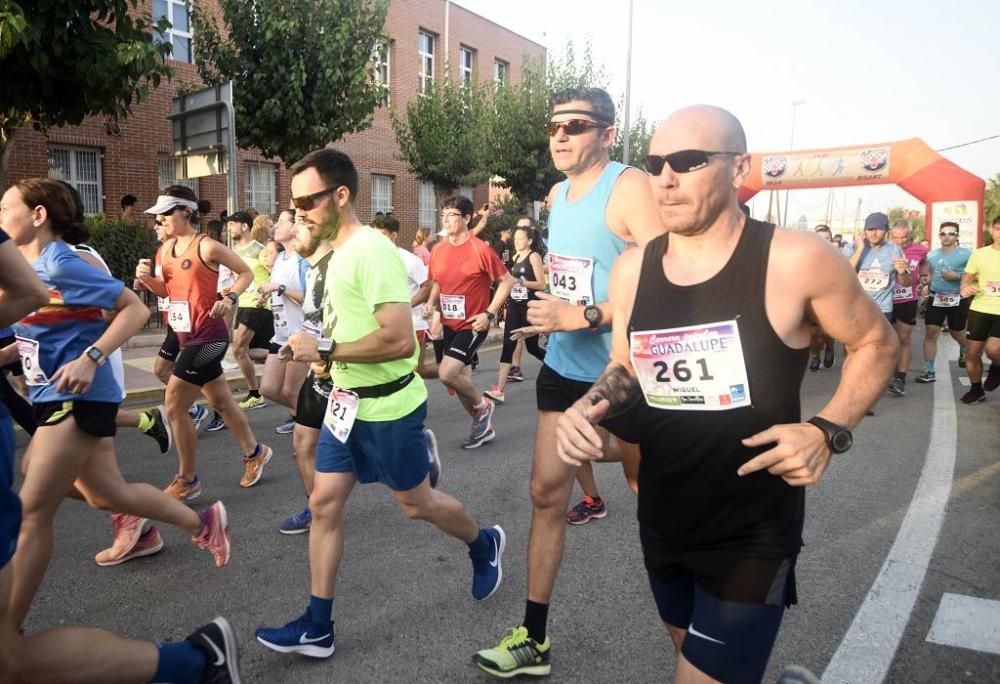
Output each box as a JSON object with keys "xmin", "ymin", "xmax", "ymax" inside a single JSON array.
[
  {"xmin": 927, "ymin": 593, "xmax": 1000, "ymax": 655},
  {"xmin": 822, "ymin": 338, "xmax": 959, "ymax": 683},
  {"xmin": 957, "ymin": 376, "xmax": 970, "ymax": 386}
]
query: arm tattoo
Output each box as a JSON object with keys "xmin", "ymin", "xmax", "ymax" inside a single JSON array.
[{"xmin": 585, "ymin": 362, "xmax": 642, "ymax": 419}]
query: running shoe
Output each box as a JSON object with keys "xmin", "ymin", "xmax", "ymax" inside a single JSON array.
[
  {"xmin": 275, "ymin": 416, "xmax": 296, "ymax": 434},
  {"xmin": 425, "ymin": 428, "xmax": 441, "ymax": 488},
  {"xmin": 165, "ymin": 474, "xmax": 203, "ymax": 502},
  {"xmin": 915, "ymin": 371, "xmax": 936, "ymax": 384},
  {"xmin": 186, "ymin": 616, "xmax": 243, "ymax": 684},
  {"xmin": 823, "ymin": 346, "xmax": 835, "ymax": 369},
  {"xmin": 193, "ymin": 501, "xmax": 230, "ymax": 567},
  {"xmin": 960, "ymin": 385, "xmax": 986, "ymax": 404},
  {"xmin": 240, "ymin": 443, "xmax": 273, "ymax": 488},
  {"xmin": 566, "ymin": 496, "xmax": 608, "ymax": 525},
  {"xmin": 190, "ymin": 403, "xmax": 210, "ymax": 431},
  {"xmin": 140, "ymin": 405, "xmax": 173, "ymax": 454},
  {"xmin": 469, "ymin": 525, "xmax": 506, "ymax": 600},
  {"xmin": 888, "ymin": 376, "xmax": 906, "ymax": 396},
  {"xmin": 93, "ymin": 513, "xmax": 150, "ymax": 566},
  {"xmin": 462, "ymin": 398, "xmax": 495, "ymax": 449},
  {"xmin": 206, "ymin": 413, "xmax": 227, "ymax": 432},
  {"xmin": 808, "ymin": 356, "xmax": 820, "ymax": 373},
  {"xmin": 507, "ymin": 366, "xmax": 524, "ymax": 382},
  {"xmin": 238, "ymin": 394, "xmax": 268, "ymax": 410},
  {"xmin": 256, "ymin": 610, "xmax": 335, "ymax": 658},
  {"xmin": 474, "ymin": 626, "xmax": 551, "ymax": 678},
  {"xmin": 985, "ymin": 366, "xmax": 1000, "ymax": 392},
  {"xmin": 96, "ymin": 524, "xmax": 163, "ymax": 567},
  {"xmin": 221, "ymin": 359, "xmax": 239, "ymax": 371},
  {"xmin": 958, "ymin": 349, "xmax": 967, "ymax": 368},
  {"xmin": 484, "ymin": 385, "xmax": 506, "ymax": 404},
  {"xmin": 279, "ymin": 508, "xmax": 312, "ymax": 535}
]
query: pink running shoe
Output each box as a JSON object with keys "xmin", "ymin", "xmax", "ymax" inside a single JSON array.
[
  {"xmin": 193, "ymin": 501, "xmax": 230, "ymax": 568},
  {"xmin": 94, "ymin": 513, "xmax": 152, "ymax": 566}
]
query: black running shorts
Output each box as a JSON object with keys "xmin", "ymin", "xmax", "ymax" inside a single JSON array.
[
  {"xmin": 295, "ymin": 373, "xmax": 332, "ymax": 430},
  {"xmin": 173, "ymin": 340, "xmax": 228, "ymax": 386},
  {"xmin": 34, "ymin": 400, "xmax": 118, "ymax": 438},
  {"xmin": 440, "ymin": 326, "xmax": 488, "ymax": 366},
  {"xmin": 158, "ymin": 326, "xmax": 181, "ymax": 362},
  {"xmin": 925, "ymin": 295, "xmax": 972, "ymax": 330},
  {"xmin": 966, "ymin": 310, "xmax": 1000, "ymax": 342}
]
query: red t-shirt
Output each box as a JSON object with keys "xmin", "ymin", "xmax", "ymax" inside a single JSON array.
[{"xmin": 429, "ymin": 236, "xmax": 508, "ymax": 331}]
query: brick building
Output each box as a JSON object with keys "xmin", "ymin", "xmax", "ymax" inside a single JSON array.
[{"xmin": 4, "ymin": 0, "xmax": 545, "ymax": 244}]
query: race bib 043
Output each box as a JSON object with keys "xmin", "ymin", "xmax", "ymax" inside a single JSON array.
[
  {"xmin": 630, "ymin": 320, "xmax": 751, "ymax": 411},
  {"xmin": 548, "ymin": 253, "xmax": 595, "ymax": 305}
]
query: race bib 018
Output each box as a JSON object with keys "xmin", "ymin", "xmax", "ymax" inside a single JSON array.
[
  {"xmin": 548, "ymin": 253, "xmax": 595, "ymax": 305},
  {"xmin": 440, "ymin": 294, "xmax": 466, "ymax": 320},
  {"xmin": 630, "ymin": 320, "xmax": 751, "ymax": 411}
]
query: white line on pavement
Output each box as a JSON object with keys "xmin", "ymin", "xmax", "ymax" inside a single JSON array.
[
  {"xmin": 958, "ymin": 376, "xmax": 971, "ymax": 386},
  {"xmin": 927, "ymin": 593, "xmax": 1000, "ymax": 655},
  {"xmin": 822, "ymin": 338, "xmax": 959, "ymax": 683}
]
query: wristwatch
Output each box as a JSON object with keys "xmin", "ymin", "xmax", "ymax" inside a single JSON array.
[
  {"xmin": 83, "ymin": 345, "xmax": 106, "ymax": 366},
  {"xmin": 318, "ymin": 337, "xmax": 337, "ymax": 361},
  {"xmin": 807, "ymin": 416, "xmax": 853, "ymax": 454},
  {"xmin": 226, "ymin": 292, "xmax": 239, "ymax": 304},
  {"xmin": 277, "ymin": 284, "xmax": 287, "ymax": 297},
  {"xmin": 485, "ymin": 310, "xmax": 497, "ymax": 324},
  {"xmin": 583, "ymin": 305, "xmax": 603, "ymax": 331}
]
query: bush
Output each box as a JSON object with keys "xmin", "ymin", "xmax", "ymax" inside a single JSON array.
[{"xmin": 83, "ymin": 215, "xmax": 157, "ymax": 284}]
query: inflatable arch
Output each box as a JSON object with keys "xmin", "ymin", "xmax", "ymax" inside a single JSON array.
[{"xmin": 738, "ymin": 138, "xmax": 985, "ymax": 249}]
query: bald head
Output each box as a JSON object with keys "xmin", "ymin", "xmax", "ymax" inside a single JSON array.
[{"xmin": 652, "ymin": 105, "xmax": 747, "ymax": 154}]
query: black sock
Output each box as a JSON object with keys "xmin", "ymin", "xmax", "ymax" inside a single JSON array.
[
  {"xmin": 433, "ymin": 339, "xmax": 444, "ymax": 364},
  {"xmin": 894, "ymin": 371, "xmax": 906, "ymax": 381},
  {"xmin": 248, "ymin": 389, "xmax": 261, "ymax": 398},
  {"xmin": 972, "ymin": 382, "xmax": 983, "ymax": 390},
  {"xmin": 523, "ymin": 600, "xmax": 549, "ymax": 643}
]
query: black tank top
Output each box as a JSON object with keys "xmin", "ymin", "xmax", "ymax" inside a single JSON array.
[
  {"xmin": 508, "ymin": 251, "xmax": 539, "ymax": 303},
  {"xmin": 627, "ymin": 219, "xmax": 808, "ymax": 557}
]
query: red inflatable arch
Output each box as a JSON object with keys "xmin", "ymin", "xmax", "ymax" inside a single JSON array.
[{"xmin": 738, "ymin": 138, "xmax": 986, "ymax": 249}]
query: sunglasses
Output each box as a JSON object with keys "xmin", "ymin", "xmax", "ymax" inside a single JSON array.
[
  {"xmin": 291, "ymin": 187, "xmax": 337, "ymax": 211},
  {"xmin": 939, "ymin": 231, "xmax": 959, "ymax": 237},
  {"xmin": 546, "ymin": 119, "xmax": 609, "ymax": 137},
  {"xmin": 644, "ymin": 150, "xmax": 742, "ymax": 175}
]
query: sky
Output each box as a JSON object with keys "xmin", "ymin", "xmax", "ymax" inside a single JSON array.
[{"xmin": 454, "ymin": 0, "xmax": 1000, "ymax": 231}]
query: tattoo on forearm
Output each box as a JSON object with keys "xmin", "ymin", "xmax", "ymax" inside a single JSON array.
[{"xmin": 586, "ymin": 362, "xmax": 642, "ymax": 419}]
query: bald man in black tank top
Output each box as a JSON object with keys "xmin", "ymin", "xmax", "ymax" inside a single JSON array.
[{"xmin": 556, "ymin": 106, "xmax": 898, "ymax": 683}]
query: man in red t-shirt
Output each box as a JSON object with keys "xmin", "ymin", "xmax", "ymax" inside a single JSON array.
[{"xmin": 426, "ymin": 195, "xmax": 515, "ymax": 449}]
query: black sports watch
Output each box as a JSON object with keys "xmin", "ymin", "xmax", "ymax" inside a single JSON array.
[
  {"xmin": 485, "ymin": 310, "xmax": 497, "ymax": 324},
  {"xmin": 226, "ymin": 292, "xmax": 239, "ymax": 304},
  {"xmin": 583, "ymin": 305, "xmax": 602, "ymax": 331},
  {"xmin": 807, "ymin": 416, "xmax": 853, "ymax": 454},
  {"xmin": 277, "ymin": 284, "xmax": 287, "ymax": 297},
  {"xmin": 318, "ymin": 337, "xmax": 337, "ymax": 361}
]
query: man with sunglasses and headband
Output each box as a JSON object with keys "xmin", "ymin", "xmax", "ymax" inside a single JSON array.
[
  {"xmin": 553, "ymin": 105, "xmax": 896, "ymax": 683},
  {"xmin": 256, "ymin": 148, "xmax": 505, "ymax": 660},
  {"xmin": 916, "ymin": 221, "xmax": 971, "ymax": 385},
  {"xmin": 475, "ymin": 87, "xmax": 663, "ymax": 678}
]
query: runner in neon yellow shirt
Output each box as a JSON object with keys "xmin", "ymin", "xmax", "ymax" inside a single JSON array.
[{"xmin": 958, "ymin": 217, "xmax": 1000, "ymax": 403}]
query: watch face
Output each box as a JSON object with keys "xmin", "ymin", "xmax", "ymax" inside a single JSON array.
[
  {"xmin": 832, "ymin": 431, "xmax": 853, "ymax": 453},
  {"xmin": 584, "ymin": 307, "xmax": 601, "ymax": 324}
]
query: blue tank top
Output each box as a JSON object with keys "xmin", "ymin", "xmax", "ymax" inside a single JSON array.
[{"xmin": 545, "ymin": 161, "xmax": 630, "ymax": 382}]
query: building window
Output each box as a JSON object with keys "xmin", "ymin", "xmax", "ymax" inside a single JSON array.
[
  {"xmin": 371, "ymin": 175, "xmax": 394, "ymax": 216},
  {"xmin": 494, "ymin": 59, "xmax": 509, "ymax": 86},
  {"xmin": 459, "ymin": 46, "xmax": 475, "ymax": 86},
  {"xmin": 373, "ymin": 39, "xmax": 390, "ymax": 107},
  {"xmin": 153, "ymin": 0, "xmax": 193, "ymax": 64},
  {"xmin": 419, "ymin": 181, "xmax": 436, "ymax": 230},
  {"xmin": 158, "ymin": 156, "xmax": 199, "ymax": 193},
  {"xmin": 244, "ymin": 162, "xmax": 276, "ymax": 214},
  {"xmin": 47, "ymin": 146, "xmax": 102, "ymax": 216},
  {"xmin": 418, "ymin": 31, "xmax": 435, "ymax": 94},
  {"xmin": 458, "ymin": 185, "xmax": 474, "ymax": 202}
]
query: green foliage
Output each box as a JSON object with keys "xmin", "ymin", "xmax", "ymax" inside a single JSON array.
[
  {"xmin": 84, "ymin": 215, "xmax": 158, "ymax": 284},
  {"xmin": 984, "ymin": 173, "xmax": 1000, "ymax": 244},
  {"xmin": 0, "ymin": 0, "xmax": 172, "ymax": 187},
  {"xmin": 610, "ymin": 106, "xmax": 655, "ymax": 166},
  {"xmin": 887, "ymin": 207, "xmax": 927, "ymax": 242},
  {"xmin": 391, "ymin": 73, "xmax": 490, "ymax": 204},
  {"xmin": 474, "ymin": 194, "xmax": 525, "ymax": 245},
  {"xmin": 194, "ymin": 0, "xmax": 389, "ymax": 165}
]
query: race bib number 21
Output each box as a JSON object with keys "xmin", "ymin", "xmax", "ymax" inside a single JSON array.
[{"xmin": 629, "ymin": 320, "xmax": 751, "ymax": 411}]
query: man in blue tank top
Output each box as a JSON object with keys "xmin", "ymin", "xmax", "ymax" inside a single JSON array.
[
  {"xmin": 553, "ymin": 105, "xmax": 897, "ymax": 683},
  {"xmin": 475, "ymin": 87, "xmax": 664, "ymax": 678}
]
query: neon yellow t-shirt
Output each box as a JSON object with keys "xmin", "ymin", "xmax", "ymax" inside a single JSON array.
[
  {"xmin": 235, "ymin": 240, "xmax": 271, "ymax": 309},
  {"xmin": 966, "ymin": 245, "xmax": 1000, "ymax": 315},
  {"xmin": 323, "ymin": 227, "xmax": 426, "ymax": 421}
]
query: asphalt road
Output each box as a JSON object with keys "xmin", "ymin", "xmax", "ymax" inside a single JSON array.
[{"xmin": 13, "ymin": 332, "xmax": 1000, "ymax": 683}]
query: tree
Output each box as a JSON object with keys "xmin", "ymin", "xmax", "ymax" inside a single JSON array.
[
  {"xmin": 0, "ymin": 1, "xmax": 172, "ymax": 188},
  {"xmin": 488, "ymin": 41, "xmax": 615, "ymax": 205},
  {"xmin": 888, "ymin": 207, "xmax": 927, "ymax": 242},
  {"xmin": 391, "ymin": 73, "xmax": 490, "ymax": 206},
  {"xmin": 610, "ymin": 106, "xmax": 655, "ymax": 166},
  {"xmin": 984, "ymin": 173, "xmax": 1000, "ymax": 244},
  {"xmin": 194, "ymin": 0, "xmax": 389, "ymax": 165}
]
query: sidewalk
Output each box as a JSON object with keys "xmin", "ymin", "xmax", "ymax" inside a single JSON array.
[{"xmin": 119, "ymin": 326, "xmax": 505, "ymax": 405}]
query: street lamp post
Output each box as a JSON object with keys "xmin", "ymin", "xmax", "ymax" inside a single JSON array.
[
  {"xmin": 782, "ymin": 99, "xmax": 805, "ymax": 227},
  {"xmin": 622, "ymin": 0, "xmax": 635, "ymax": 164}
]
